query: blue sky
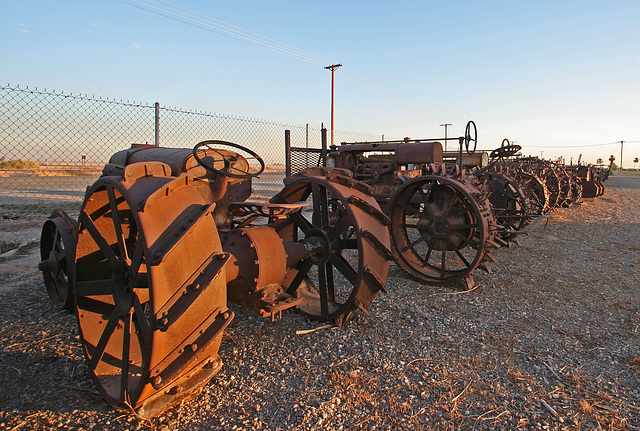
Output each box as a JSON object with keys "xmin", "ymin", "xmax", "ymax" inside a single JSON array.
[{"xmin": 2, "ymin": 0, "xmax": 639, "ymax": 165}]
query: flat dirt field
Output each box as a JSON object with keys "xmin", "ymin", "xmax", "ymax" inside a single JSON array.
[{"xmin": 0, "ymin": 174, "xmax": 638, "ymax": 430}]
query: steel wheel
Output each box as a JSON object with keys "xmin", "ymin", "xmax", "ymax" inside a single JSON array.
[
  {"xmin": 386, "ymin": 175, "xmax": 493, "ymax": 285},
  {"xmin": 39, "ymin": 210, "xmax": 77, "ymax": 310},
  {"xmin": 75, "ymin": 170, "xmax": 231, "ymax": 417},
  {"xmin": 272, "ymin": 170, "xmax": 391, "ymax": 322},
  {"xmin": 539, "ymin": 166, "xmax": 561, "ymax": 209},
  {"xmin": 475, "ymin": 172, "xmax": 527, "ymax": 241},
  {"xmin": 555, "ymin": 166, "xmax": 574, "ymax": 207},
  {"xmin": 514, "ymin": 171, "xmax": 550, "ymax": 215}
]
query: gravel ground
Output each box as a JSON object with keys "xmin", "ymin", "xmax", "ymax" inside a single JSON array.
[{"xmin": 1, "ymin": 173, "xmax": 639, "ymax": 431}]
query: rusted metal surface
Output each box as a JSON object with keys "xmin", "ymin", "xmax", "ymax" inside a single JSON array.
[
  {"xmin": 324, "ymin": 125, "xmax": 608, "ymax": 289},
  {"xmin": 271, "ymin": 167, "xmax": 391, "ymax": 322},
  {"xmin": 442, "ymin": 151, "xmax": 489, "ymax": 169},
  {"xmin": 74, "ymin": 163, "xmax": 232, "ymax": 417},
  {"xmin": 38, "ymin": 129, "xmax": 611, "ymax": 418},
  {"xmin": 326, "ymin": 139, "xmax": 444, "ymax": 206},
  {"xmin": 39, "ymin": 140, "xmax": 392, "ymax": 417},
  {"xmin": 328, "ymin": 122, "xmax": 504, "ymax": 288},
  {"xmin": 386, "ymin": 174, "xmax": 498, "ymax": 288},
  {"xmin": 472, "ymin": 171, "xmax": 527, "ymax": 243},
  {"xmin": 38, "ymin": 210, "xmax": 77, "ymax": 310},
  {"xmin": 513, "ymin": 171, "xmax": 550, "ymax": 215}
]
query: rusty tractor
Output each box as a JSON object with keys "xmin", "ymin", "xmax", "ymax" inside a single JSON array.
[
  {"xmin": 324, "ymin": 121, "xmax": 534, "ymax": 289},
  {"xmin": 477, "ymin": 139, "xmax": 607, "ymax": 211},
  {"xmin": 38, "ymin": 140, "xmax": 391, "ymax": 417}
]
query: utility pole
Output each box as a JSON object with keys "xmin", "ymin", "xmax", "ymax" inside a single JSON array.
[
  {"xmin": 540, "ymin": 150, "xmax": 544, "ymax": 159},
  {"xmin": 325, "ymin": 64, "xmax": 342, "ymax": 146},
  {"xmin": 620, "ymin": 140, "xmax": 624, "ymax": 172},
  {"xmin": 440, "ymin": 123, "xmax": 452, "ymax": 152}
]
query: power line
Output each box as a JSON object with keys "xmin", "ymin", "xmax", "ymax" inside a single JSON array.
[
  {"xmin": 119, "ymin": 0, "xmax": 334, "ymax": 66},
  {"xmin": 118, "ymin": 0, "xmax": 445, "ymax": 126},
  {"xmin": 525, "ymin": 141, "xmax": 622, "ymax": 149}
]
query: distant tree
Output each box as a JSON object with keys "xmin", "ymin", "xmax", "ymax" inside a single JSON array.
[
  {"xmin": 634, "ymin": 157, "xmax": 639, "ymax": 169},
  {"xmin": 596, "ymin": 157, "xmax": 603, "ymax": 165}
]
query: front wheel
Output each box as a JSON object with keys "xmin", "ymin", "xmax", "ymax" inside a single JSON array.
[
  {"xmin": 386, "ymin": 175, "xmax": 495, "ymax": 285},
  {"xmin": 271, "ymin": 169, "xmax": 391, "ymax": 322}
]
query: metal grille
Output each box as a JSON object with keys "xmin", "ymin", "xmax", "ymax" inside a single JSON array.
[
  {"xmin": 0, "ymin": 84, "xmax": 382, "ymax": 251},
  {"xmin": 289, "ymin": 148, "xmax": 326, "ymax": 175}
]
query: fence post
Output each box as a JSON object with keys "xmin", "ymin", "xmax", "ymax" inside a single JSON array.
[
  {"xmin": 305, "ymin": 123, "xmax": 309, "ymax": 168},
  {"xmin": 285, "ymin": 130, "xmax": 291, "ymax": 177},
  {"xmin": 321, "ymin": 125, "xmax": 327, "ymax": 167},
  {"xmin": 154, "ymin": 102, "xmax": 160, "ymax": 146}
]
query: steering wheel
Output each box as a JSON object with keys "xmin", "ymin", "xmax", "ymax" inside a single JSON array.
[
  {"xmin": 464, "ymin": 121, "xmax": 477, "ymax": 154},
  {"xmin": 490, "ymin": 142, "xmax": 522, "ymax": 159},
  {"xmin": 193, "ymin": 140, "xmax": 265, "ymax": 179}
]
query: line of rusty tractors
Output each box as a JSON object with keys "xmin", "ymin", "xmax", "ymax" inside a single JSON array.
[{"xmin": 37, "ymin": 122, "xmax": 610, "ymax": 417}]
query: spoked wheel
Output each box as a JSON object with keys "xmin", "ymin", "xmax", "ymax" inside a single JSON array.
[
  {"xmin": 386, "ymin": 175, "xmax": 494, "ymax": 286},
  {"xmin": 539, "ymin": 167, "xmax": 561, "ymax": 209},
  {"xmin": 568, "ymin": 175, "xmax": 583, "ymax": 205},
  {"xmin": 514, "ymin": 171, "xmax": 550, "ymax": 215},
  {"xmin": 75, "ymin": 170, "xmax": 231, "ymax": 417},
  {"xmin": 271, "ymin": 170, "xmax": 391, "ymax": 322},
  {"xmin": 555, "ymin": 166, "xmax": 574, "ymax": 207},
  {"xmin": 38, "ymin": 210, "xmax": 77, "ymax": 310},
  {"xmin": 474, "ymin": 172, "xmax": 527, "ymax": 242}
]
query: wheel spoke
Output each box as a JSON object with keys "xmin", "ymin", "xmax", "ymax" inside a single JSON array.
[
  {"xmin": 129, "ymin": 238, "xmax": 145, "ymax": 282},
  {"xmin": 340, "ymin": 238, "xmax": 358, "ymax": 250},
  {"xmin": 285, "ymin": 259, "xmax": 314, "ymax": 295},
  {"xmin": 421, "ymin": 246, "xmax": 433, "ymax": 265},
  {"xmin": 454, "ymin": 249, "xmax": 470, "ymax": 267},
  {"xmin": 107, "ymin": 186, "xmax": 128, "ymax": 261},
  {"xmin": 311, "ymin": 183, "xmax": 329, "ymax": 229},
  {"xmin": 89, "ymin": 306, "xmax": 121, "ymax": 371},
  {"xmin": 458, "ymin": 235, "xmax": 479, "ymax": 250},
  {"xmin": 328, "ymin": 252, "xmax": 358, "ymax": 285},
  {"xmin": 290, "ymin": 211, "xmax": 314, "ymax": 235},
  {"xmin": 442, "ymin": 194, "xmax": 459, "ymax": 216},
  {"xmin": 76, "ymin": 279, "xmax": 112, "ymax": 297},
  {"xmin": 440, "ymin": 251, "xmax": 447, "ymax": 279},
  {"xmin": 418, "ymin": 182, "xmax": 435, "ymax": 204},
  {"xmin": 325, "ymin": 262, "xmax": 336, "ymax": 303},
  {"xmin": 80, "ymin": 211, "xmax": 118, "ymax": 267},
  {"xmin": 397, "ymin": 201, "xmax": 421, "ymax": 216},
  {"xmin": 317, "ymin": 261, "xmax": 329, "ymax": 319},
  {"xmin": 401, "ymin": 235, "xmax": 426, "ymax": 253},
  {"xmin": 53, "ymin": 274, "xmax": 66, "ymax": 299},
  {"xmin": 51, "ymin": 229, "xmax": 61, "ymax": 254},
  {"xmin": 120, "ymin": 312, "xmax": 132, "ymax": 400},
  {"xmin": 326, "ymin": 212, "xmax": 352, "ymax": 242},
  {"xmin": 431, "ymin": 182, "xmax": 442, "ymax": 203},
  {"xmin": 132, "ymin": 295, "xmax": 151, "ymax": 347},
  {"xmin": 454, "ymin": 203, "xmax": 474, "ymax": 219}
]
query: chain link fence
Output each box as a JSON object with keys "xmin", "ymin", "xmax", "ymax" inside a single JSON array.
[{"xmin": 0, "ymin": 84, "xmax": 382, "ymax": 251}]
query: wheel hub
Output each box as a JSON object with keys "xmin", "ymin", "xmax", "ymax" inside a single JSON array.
[
  {"xmin": 40, "ymin": 250, "xmax": 60, "ymax": 274},
  {"xmin": 303, "ymin": 228, "xmax": 331, "ymax": 264},
  {"xmin": 417, "ymin": 206, "xmax": 464, "ymax": 250},
  {"xmin": 111, "ymin": 258, "xmax": 134, "ymax": 315}
]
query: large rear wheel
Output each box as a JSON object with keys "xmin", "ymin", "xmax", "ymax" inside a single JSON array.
[{"xmin": 75, "ymin": 168, "xmax": 231, "ymax": 417}]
